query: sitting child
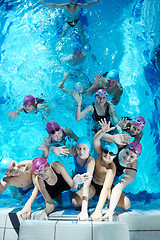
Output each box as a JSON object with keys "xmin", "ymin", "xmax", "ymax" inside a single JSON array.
[
  {"xmin": 69, "ymin": 136, "xmax": 95, "ymax": 220},
  {"xmin": 8, "ymin": 94, "xmax": 49, "ymax": 121},
  {"xmin": 39, "ymin": 120, "xmax": 79, "ymax": 157},
  {"xmin": 32, "ymin": 157, "xmax": 90, "ymax": 220}
]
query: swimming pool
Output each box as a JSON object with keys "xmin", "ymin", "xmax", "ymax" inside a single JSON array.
[{"xmin": 0, "ymin": 0, "xmax": 160, "ymax": 207}]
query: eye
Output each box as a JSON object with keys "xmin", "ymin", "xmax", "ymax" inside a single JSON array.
[{"xmin": 12, "ymin": 162, "xmax": 15, "ymax": 167}]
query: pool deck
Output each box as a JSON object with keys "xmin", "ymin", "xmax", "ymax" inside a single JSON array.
[{"xmin": 1, "ymin": 200, "xmax": 160, "ymax": 240}]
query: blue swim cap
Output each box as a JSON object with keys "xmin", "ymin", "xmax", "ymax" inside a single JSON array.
[
  {"xmin": 0, "ymin": 157, "xmax": 12, "ymax": 175},
  {"xmin": 103, "ymin": 142, "xmax": 118, "ymax": 155},
  {"xmin": 76, "ymin": 137, "xmax": 91, "ymax": 151},
  {"xmin": 107, "ymin": 70, "xmax": 119, "ymax": 82}
]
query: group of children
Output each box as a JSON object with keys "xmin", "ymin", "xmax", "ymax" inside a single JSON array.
[{"xmin": 0, "ymin": 0, "xmax": 146, "ymax": 222}]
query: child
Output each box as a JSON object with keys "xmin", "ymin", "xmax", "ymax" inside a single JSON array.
[
  {"xmin": 40, "ymin": 0, "xmax": 101, "ymax": 45},
  {"xmin": 32, "ymin": 157, "xmax": 90, "ymax": 220},
  {"xmin": 87, "ymin": 70, "xmax": 123, "ymax": 105},
  {"xmin": 8, "ymin": 94, "xmax": 49, "ymax": 122},
  {"xmin": 72, "ymin": 87, "xmax": 122, "ymax": 133},
  {"xmin": 69, "ymin": 136, "xmax": 95, "ymax": 221},
  {"xmin": 0, "ymin": 157, "xmax": 39, "ymax": 220},
  {"xmin": 39, "ymin": 120, "xmax": 79, "ymax": 157},
  {"xmin": 119, "ymin": 116, "xmax": 146, "ymax": 141}
]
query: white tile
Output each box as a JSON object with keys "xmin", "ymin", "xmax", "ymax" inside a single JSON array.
[
  {"xmin": 19, "ymin": 220, "xmax": 57, "ymax": 240},
  {"xmin": 4, "ymin": 228, "xmax": 18, "ymax": 240},
  {"xmin": 55, "ymin": 221, "xmax": 92, "ymax": 240},
  {"xmin": 92, "ymin": 221, "xmax": 129, "ymax": 240},
  {"xmin": 118, "ymin": 215, "xmax": 160, "ymax": 230},
  {"xmin": 129, "ymin": 231, "xmax": 160, "ymax": 240},
  {"xmin": 0, "ymin": 228, "xmax": 5, "ymax": 240}
]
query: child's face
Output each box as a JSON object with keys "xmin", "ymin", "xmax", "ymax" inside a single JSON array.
[
  {"xmin": 76, "ymin": 144, "xmax": 90, "ymax": 160},
  {"xmin": 95, "ymin": 95, "xmax": 107, "ymax": 106},
  {"xmin": 102, "ymin": 150, "xmax": 115, "ymax": 164},
  {"xmin": 73, "ymin": 51, "xmax": 82, "ymax": 60},
  {"xmin": 37, "ymin": 166, "xmax": 51, "ymax": 181},
  {"xmin": 130, "ymin": 125, "xmax": 142, "ymax": 136},
  {"xmin": 51, "ymin": 128, "xmax": 63, "ymax": 142},
  {"xmin": 106, "ymin": 78, "xmax": 117, "ymax": 89},
  {"xmin": 6, "ymin": 160, "xmax": 21, "ymax": 176},
  {"xmin": 24, "ymin": 105, "xmax": 34, "ymax": 113},
  {"xmin": 119, "ymin": 148, "xmax": 137, "ymax": 165}
]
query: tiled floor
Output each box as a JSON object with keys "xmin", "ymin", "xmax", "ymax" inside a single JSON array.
[{"xmin": 0, "ymin": 196, "xmax": 160, "ymax": 240}]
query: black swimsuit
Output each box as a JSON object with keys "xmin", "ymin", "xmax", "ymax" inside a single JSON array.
[
  {"xmin": 92, "ymin": 103, "xmax": 110, "ymax": 122},
  {"xmin": 44, "ymin": 166, "xmax": 70, "ymax": 199},
  {"xmin": 67, "ymin": 18, "xmax": 79, "ymax": 27},
  {"xmin": 91, "ymin": 180, "xmax": 103, "ymax": 195}
]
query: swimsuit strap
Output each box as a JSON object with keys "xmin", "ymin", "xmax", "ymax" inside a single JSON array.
[{"xmin": 125, "ymin": 167, "xmax": 137, "ymax": 172}]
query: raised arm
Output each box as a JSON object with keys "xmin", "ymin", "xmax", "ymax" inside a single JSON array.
[
  {"xmin": 72, "ymin": 90, "xmax": 93, "ymax": 121},
  {"xmin": 94, "ymin": 119, "xmax": 115, "ymax": 154},
  {"xmin": 0, "ymin": 177, "xmax": 9, "ymax": 193},
  {"xmin": 8, "ymin": 106, "xmax": 24, "ymax": 120},
  {"xmin": 87, "ymin": 72, "xmax": 102, "ymax": 94},
  {"xmin": 63, "ymin": 127, "xmax": 79, "ymax": 141},
  {"xmin": 40, "ymin": 1, "xmax": 67, "ymax": 9},
  {"xmin": 108, "ymin": 102, "xmax": 122, "ymax": 133},
  {"xmin": 58, "ymin": 72, "xmax": 71, "ymax": 94},
  {"xmin": 78, "ymin": 0, "xmax": 101, "ymax": 8},
  {"xmin": 91, "ymin": 164, "xmax": 116, "ymax": 221}
]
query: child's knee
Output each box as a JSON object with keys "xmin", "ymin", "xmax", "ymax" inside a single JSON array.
[{"xmin": 72, "ymin": 196, "xmax": 82, "ymax": 207}]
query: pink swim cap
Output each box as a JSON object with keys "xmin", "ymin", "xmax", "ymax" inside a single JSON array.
[
  {"xmin": 23, "ymin": 95, "xmax": 35, "ymax": 106},
  {"xmin": 46, "ymin": 121, "xmax": 60, "ymax": 134},
  {"xmin": 32, "ymin": 157, "xmax": 50, "ymax": 174},
  {"xmin": 127, "ymin": 141, "xmax": 142, "ymax": 156},
  {"xmin": 131, "ymin": 116, "xmax": 145, "ymax": 129},
  {"xmin": 95, "ymin": 87, "xmax": 107, "ymax": 96}
]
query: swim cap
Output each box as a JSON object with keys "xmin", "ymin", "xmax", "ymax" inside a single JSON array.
[
  {"xmin": 23, "ymin": 95, "xmax": 35, "ymax": 106},
  {"xmin": 46, "ymin": 121, "xmax": 60, "ymax": 134},
  {"xmin": 95, "ymin": 87, "xmax": 107, "ymax": 96},
  {"xmin": 107, "ymin": 70, "xmax": 119, "ymax": 82},
  {"xmin": 76, "ymin": 136, "xmax": 91, "ymax": 151},
  {"xmin": 74, "ymin": 82, "xmax": 84, "ymax": 94},
  {"xmin": 131, "ymin": 116, "xmax": 146, "ymax": 129},
  {"xmin": 73, "ymin": 43, "xmax": 82, "ymax": 53},
  {"xmin": 127, "ymin": 141, "xmax": 142, "ymax": 156},
  {"xmin": 32, "ymin": 157, "xmax": 50, "ymax": 174},
  {"xmin": 0, "ymin": 157, "xmax": 12, "ymax": 175},
  {"xmin": 103, "ymin": 142, "xmax": 118, "ymax": 155}
]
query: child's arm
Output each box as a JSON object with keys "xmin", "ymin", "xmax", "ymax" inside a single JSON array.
[
  {"xmin": 94, "ymin": 119, "xmax": 115, "ymax": 154},
  {"xmin": 40, "ymin": 1, "xmax": 67, "ymax": 9},
  {"xmin": 58, "ymin": 72, "xmax": 71, "ymax": 94},
  {"xmin": 78, "ymin": 0, "xmax": 101, "ymax": 8},
  {"xmin": 77, "ymin": 156, "xmax": 95, "ymax": 221},
  {"xmin": 91, "ymin": 164, "xmax": 116, "ymax": 221},
  {"xmin": 8, "ymin": 106, "xmax": 24, "ymax": 120},
  {"xmin": 0, "ymin": 177, "xmax": 9, "ymax": 193},
  {"xmin": 72, "ymin": 90, "xmax": 93, "ymax": 121},
  {"xmin": 39, "ymin": 141, "xmax": 50, "ymax": 159},
  {"xmin": 109, "ymin": 102, "xmax": 122, "ymax": 133},
  {"xmin": 63, "ymin": 127, "xmax": 79, "ymax": 141},
  {"xmin": 87, "ymin": 72, "xmax": 102, "ymax": 94}
]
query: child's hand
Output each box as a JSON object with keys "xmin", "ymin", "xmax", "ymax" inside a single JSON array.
[
  {"xmin": 38, "ymin": 141, "xmax": 49, "ymax": 151},
  {"xmin": 72, "ymin": 90, "xmax": 82, "ymax": 105},
  {"xmin": 93, "ymin": 71, "xmax": 102, "ymax": 87},
  {"xmin": 113, "ymin": 134, "xmax": 132, "ymax": 146},
  {"xmin": 73, "ymin": 172, "xmax": 92, "ymax": 185},
  {"xmin": 8, "ymin": 110, "xmax": 17, "ymax": 120},
  {"xmin": 98, "ymin": 118, "xmax": 115, "ymax": 133},
  {"xmin": 91, "ymin": 210, "xmax": 102, "ymax": 221},
  {"xmin": 50, "ymin": 146, "xmax": 70, "ymax": 156},
  {"xmin": 119, "ymin": 118, "xmax": 130, "ymax": 129}
]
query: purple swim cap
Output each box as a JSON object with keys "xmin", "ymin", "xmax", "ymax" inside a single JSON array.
[
  {"xmin": 23, "ymin": 95, "xmax": 35, "ymax": 106},
  {"xmin": 46, "ymin": 121, "xmax": 60, "ymax": 134},
  {"xmin": 131, "ymin": 116, "xmax": 145, "ymax": 129},
  {"xmin": 32, "ymin": 157, "xmax": 50, "ymax": 174},
  {"xmin": 95, "ymin": 87, "xmax": 107, "ymax": 97},
  {"xmin": 127, "ymin": 141, "xmax": 142, "ymax": 156}
]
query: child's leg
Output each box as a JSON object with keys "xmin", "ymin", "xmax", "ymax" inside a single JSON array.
[
  {"xmin": 76, "ymin": 22, "xmax": 87, "ymax": 46},
  {"xmin": 61, "ymin": 22, "xmax": 70, "ymax": 38}
]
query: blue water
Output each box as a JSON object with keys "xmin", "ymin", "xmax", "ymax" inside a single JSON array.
[{"xmin": 0, "ymin": 0, "xmax": 160, "ymax": 206}]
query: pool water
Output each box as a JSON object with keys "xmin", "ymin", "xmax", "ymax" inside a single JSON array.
[{"xmin": 0, "ymin": 0, "xmax": 160, "ymax": 205}]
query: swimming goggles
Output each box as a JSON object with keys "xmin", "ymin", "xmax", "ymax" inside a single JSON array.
[
  {"xmin": 102, "ymin": 149, "xmax": 116, "ymax": 156},
  {"xmin": 134, "ymin": 119, "xmax": 145, "ymax": 126},
  {"xmin": 34, "ymin": 162, "xmax": 49, "ymax": 174},
  {"xmin": 50, "ymin": 127, "xmax": 60, "ymax": 135},
  {"xmin": 128, "ymin": 145, "xmax": 140, "ymax": 156},
  {"xmin": 95, "ymin": 90, "xmax": 107, "ymax": 96}
]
